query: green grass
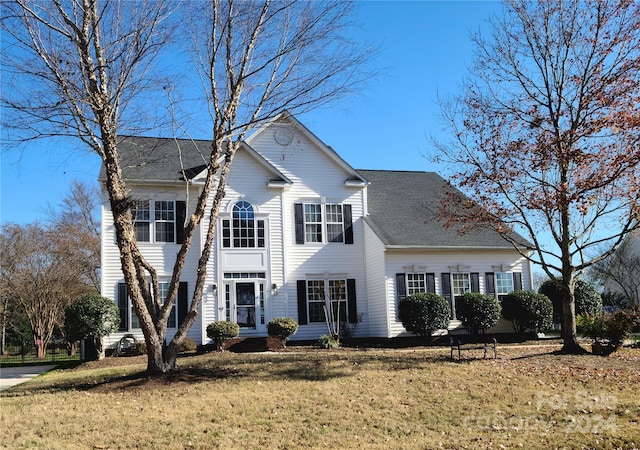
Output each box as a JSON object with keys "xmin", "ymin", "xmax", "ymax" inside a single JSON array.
[{"xmin": 1, "ymin": 345, "xmax": 639, "ymax": 449}]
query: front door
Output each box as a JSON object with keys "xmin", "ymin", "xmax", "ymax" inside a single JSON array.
[
  {"xmin": 235, "ymin": 282, "xmax": 256, "ymax": 328},
  {"xmin": 224, "ymin": 278, "xmax": 266, "ymax": 331}
]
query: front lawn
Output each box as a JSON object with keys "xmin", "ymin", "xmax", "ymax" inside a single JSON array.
[{"xmin": 1, "ymin": 344, "xmax": 638, "ymax": 449}]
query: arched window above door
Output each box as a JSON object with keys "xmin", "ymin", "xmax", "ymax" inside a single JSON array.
[{"xmin": 222, "ymin": 201, "xmax": 265, "ymax": 248}]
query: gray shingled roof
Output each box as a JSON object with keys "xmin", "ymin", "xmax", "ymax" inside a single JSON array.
[
  {"xmin": 98, "ymin": 136, "xmax": 213, "ymax": 182},
  {"xmin": 358, "ymin": 169, "xmax": 531, "ymax": 249},
  {"xmin": 99, "ymin": 136, "xmax": 289, "ymax": 183}
]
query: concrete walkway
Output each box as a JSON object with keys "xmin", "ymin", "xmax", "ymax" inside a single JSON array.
[{"xmin": 0, "ymin": 365, "xmax": 57, "ymax": 391}]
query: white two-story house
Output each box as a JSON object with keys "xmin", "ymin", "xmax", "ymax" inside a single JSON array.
[{"xmin": 100, "ymin": 112, "xmax": 533, "ymax": 346}]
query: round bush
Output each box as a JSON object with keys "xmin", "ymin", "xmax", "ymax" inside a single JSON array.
[
  {"xmin": 501, "ymin": 290, "xmax": 553, "ymax": 337},
  {"xmin": 178, "ymin": 337, "xmax": 198, "ymax": 353},
  {"xmin": 128, "ymin": 341, "xmax": 147, "ymax": 356},
  {"xmin": 398, "ymin": 293, "xmax": 451, "ymax": 339},
  {"xmin": 267, "ymin": 317, "xmax": 299, "ymax": 347},
  {"xmin": 539, "ymin": 279, "xmax": 602, "ymax": 322},
  {"xmin": 456, "ymin": 293, "xmax": 501, "ymax": 335},
  {"xmin": 206, "ymin": 321, "xmax": 240, "ymax": 350}
]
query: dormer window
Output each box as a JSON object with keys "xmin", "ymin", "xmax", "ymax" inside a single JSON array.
[{"xmin": 222, "ymin": 201, "xmax": 265, "ymax": 248}]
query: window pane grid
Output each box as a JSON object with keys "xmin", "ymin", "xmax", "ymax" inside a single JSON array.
[
  {"xmin": 325, "ymin": 204, "xmax": 343, "ymax": 242},
  {"xmin": 452, "ymin": 273, "xmax": 470, "ymax": 296},
  {"xmin": 329, "ymin": 279, "xmax": 347, "ymax": 322},
  {"xmin": 304, "ymin": 204, "xmax": 323, "ymax": 242},
  {"xmin": 155, "ymin": 201, "xmax": 175, "ymax": 242},
  {"xmin": 307, "ymin": 280, "xmax": 325, "ymax": 322},
  {"xmin": 158, "ymin": 282, "xmax": 176, "ymax": 328},
  {"xmin": 132, "ymin": 200, "xmax": 150, "ymax": 242},
  {"xmin": 407, "ymin": 273, "xmax": 426, "ymax": 295},
  {"xmin": 495, "ymin": 272, "xmax": 514, "ymax": 295}
]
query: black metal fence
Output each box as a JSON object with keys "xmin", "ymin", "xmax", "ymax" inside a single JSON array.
[{"xmin": 0, "ymin": 343, "xmax": 81, "ymax": 366}]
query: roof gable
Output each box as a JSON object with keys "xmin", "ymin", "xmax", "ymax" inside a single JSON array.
[{"xmin": 246, "ymin": 111, "xmax": 367, "ymax": 184}]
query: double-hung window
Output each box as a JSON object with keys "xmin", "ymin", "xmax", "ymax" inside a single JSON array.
[
  {"xmin": 132, "ymin": 200, "xmax": 151, "ymax": 242},
  {"xmin": 154, "ymin": 201, "xmax": 175, "ymax": 242},
  {"xmin": 306, "ymin": 279, "xmax": 326, "ymax": 323},
  {"xmin": 305, "ymin": 279, "xmax": 347, "ymax": 324},
  {"xmin": 452, "ymin": 273, "xmax": 471, "ymax": 297},
  {"xmin": 406, "ymin": 273, "xmax": 426, "ymax": 295},
  {"xmin": 131, "ymin": 199, "xmax": 184, "ymax": 244},
  {"xmin": 118, "ymin": 281, "xmax": 188, "ymax": 332},
  {"xmin": 486, "ymin": 271, "xmax": 522, "ymax": 301},
  {"xmin": 295, "ymin": 202, "xmax": 353, "ymax": 245},
  {"xmin": 297, "ymin": 278, "xmax": 357, "ymax": 325},
  {"xmin": 325, "ymin": 204, "xmax": 344, "ymax": 242},
  {"xmin": 304, "ymin": 204, "xmax": 323, "ymax": 243},
  {"xmin": 495, "ymin": 272, "xmax": 514, "ymax": 297},
  {"xmin": 158, "ymin": 282, "xmax": 177, "ymax": 328}
]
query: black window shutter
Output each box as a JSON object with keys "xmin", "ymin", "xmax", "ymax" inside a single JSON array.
[
  {"xmin": 343, "ymin": 204, "xmax": 353, "ymax": 244},
  {"xmin": 441, "ymin": 273, "xmax": 453, "ymax": 320},
  {"xmin": 513, "ymin": 272, "xmax": 523, "ymax": 291},
  {"xmin": 294, "ymin": 203, "xmax": 304, "ymax": 244},
  {"xmin": 178, "ymin": 282, "xmax": 188, "ymax": 325},
  {"xmin": 441, "ymin": 273, "xmax": 451, "ymax": 300},
  {"xmin": 118, "ymin": 283, "xmax": 128, "ymax": 331},
  {"xmin": 347, "ymin": 279, "xmax": 357, "ymax": 323},
  {"xmin": 470, "ymin": 273, "xmax": 480, "ymax": 293},
  {"xmin": 396, "ymin": 273, "xmax": 406, "ymax": 301},
  {"xmin": 485, "ymin": 272, "xmax": 495, "ymax": 296},
  {"xmin": 426, "ymin": 273, "xmax": 436, "ymax": 294},
  {"xmin": 296, "ymin": 280, "xmax": 308, "ymax": 325},
  {"xmin": 176, "ymin": 201, "xmax": 186, "ymax": 244}
]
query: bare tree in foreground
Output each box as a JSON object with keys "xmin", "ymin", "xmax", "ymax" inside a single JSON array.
[
  {"xmin": 435, "ymin": 0, "xmax": 640, "ymax": 353},
  {"xmin": 2, "ymin": 0, "xmax": 372, "ymax": 373}
]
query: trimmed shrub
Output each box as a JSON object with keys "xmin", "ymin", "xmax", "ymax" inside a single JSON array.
[
  {"xmin": 539, "ymin": 279, "xmax": 602, "ymax": 322},
  {"xmin": 206, "ymin": 321, "xmax": 240, "ymax": 351},
  {"xmin": 129, "ymin": 341, "xmax": 147, "ymax": 356},
  {"xmin": 578, "ymin": 310, "xmax": 640, "ymax": 354},
  {"xmin": 502, "ymin": 290, "xmax": 553, "ymax": 338},
  {"xmin": 318, "ymin": 334, "xmax": 339, "ymax": 349},
  {"xmin": 456, "ymin": 293, "xmax": 501, "ymax": 336},
  {"xmin": 398, "ymin": 293, "xmax": 451, "ymax": 340},
  {"xmin": 267, "ymin": 317, "xmax": 299, "ymax": 348},
  {"xmin": 178, "ymin": 337, "xmax": 198, "ymax": 353},
  {"xmin": 603, "ymin": 310, "xmax": 640, "ymax": 350}
]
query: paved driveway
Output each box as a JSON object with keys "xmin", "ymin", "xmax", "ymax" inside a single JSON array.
[{"xmin": 0, "ymin": 365, "xmax": 57, "ymax": 391}]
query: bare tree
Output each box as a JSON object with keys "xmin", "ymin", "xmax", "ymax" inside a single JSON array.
[
  {"xmin": 435, "ymin": 0, "xmax": 640, "ymax": 353},
  {"xmin": 47, "ymin": 180, "xmax": 101, "ymax": 291},
  {"xmin": 0, "ymin": 223, "xmax": 92, "ymax": 357},
  {"xmin": 2, "ymin": 0, "xmax": 372, "ymax": 373},
  {"xmin": 589, "ymin": 231, "xmax": 640, "ymax": 308}
]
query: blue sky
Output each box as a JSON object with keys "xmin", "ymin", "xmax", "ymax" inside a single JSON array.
[{"xmin": 1, "ymin": 1, "xmax": 500, "ymax": 225}]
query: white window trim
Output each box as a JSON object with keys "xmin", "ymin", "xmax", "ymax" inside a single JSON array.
[
  {"xmin": 132, "ymin": 198, "xmax": 177, "ymax": 244},
  {"xmin": 305, "ymin": 274, "xmax": 349, "ymax": 324},
  {"xmin": 302, "ymin": 201, "xmax": 346, "ymax": 244},
  {"xmin": 451, "ymin": 272, "xmax": 471, "ymax": 297}
]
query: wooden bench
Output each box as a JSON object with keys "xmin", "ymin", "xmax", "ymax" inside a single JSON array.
[{"xmin": 448, "ymin": 327, "xmax": 497, "ymax": 360}]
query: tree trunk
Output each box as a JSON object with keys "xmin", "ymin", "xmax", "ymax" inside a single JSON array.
[
  {"xmin": 35, "ymin": 337, "xmax": 45, "ymax": 359},
  {"xmin": 560, "ymin": 281, "xmax": 585, "ymax": 354}
]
